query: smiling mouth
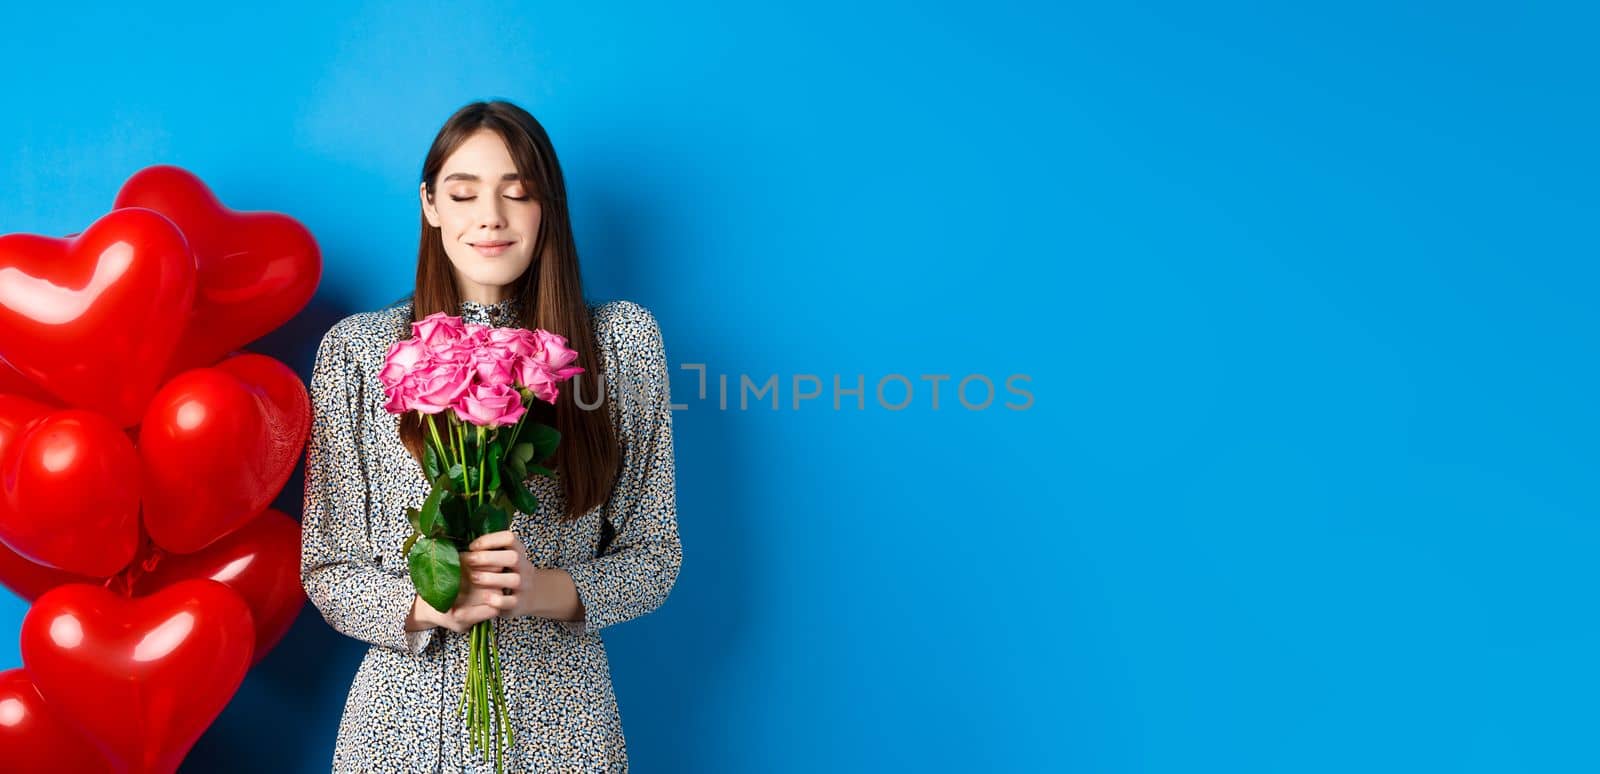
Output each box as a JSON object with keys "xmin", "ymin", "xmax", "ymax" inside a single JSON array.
[{"xmin": 469, "ymin": 240, "xmax": 516, "ymax": 257}]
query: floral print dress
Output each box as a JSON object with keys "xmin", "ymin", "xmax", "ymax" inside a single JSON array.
[{"xmin": 300, "ymin": 295, "xmax": 682, "ymax": 773}]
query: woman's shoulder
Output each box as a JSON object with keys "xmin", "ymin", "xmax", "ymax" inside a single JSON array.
[
  {"xmin": 589, "ymin": 299, "xmax": 663, "ymax": 355},
  {"xmin": 320, "ymin": 300, "xmax": 414, "ymax": 363}
]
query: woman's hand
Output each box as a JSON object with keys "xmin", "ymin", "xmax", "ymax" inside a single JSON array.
[
  {"xmin": 415, "ymin": 531, "xmax": 533, "ymax": 634},
  {"xmin": 459, "ymin": 530, "xmax": 537, "ymax": 620}
]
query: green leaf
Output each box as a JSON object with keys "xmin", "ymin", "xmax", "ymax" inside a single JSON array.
[
  {"xmin": 524, "ymin": 424, "xmax": 560, "ymax": 463},
  {"xmin": 501, "ymin": 468, "xmax": 539, "ymax": 514},
  {"xmin": 450, "ymin": 459, "xmax": 492, "ymax": 494},
  {"xmin": 417, "ymin": 486, "xmax": 445, "ymax": 535},
  {"xmin": 526, "ymin": 464, "xmax": 554, "ymax": 478},
  {"xmin": 407, "ymin": 536, "xmax": 461, "ymax": 613},
  {"xmin": 401, "ymin": 530, "xmax": 420, "ymax": 557},
  {"xmin": 440, "ymin": 491, "xmax": 468, "ymax": 540},
  {"xmin": 424, "ymin": 443, "xmax": 442, "ymax": 480},
  {"xmin": 404, "ymin": 507, "xmax": 423, "ymax": 533},
  {"xmin": 471, "ymin": 501, "xmax": 510, "ymax": 537},
  {"xmin": 484, "ymin": 442, "xmax": 502, "ymax": 493},
  {"xmin": 511, "ymin": 442, "xmax": 536, "ymax": 467}
]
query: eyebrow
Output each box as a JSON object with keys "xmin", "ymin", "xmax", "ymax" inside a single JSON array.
[{"xmin": 441, "ymin": 172, "xmax": 523, "ymax": 182}]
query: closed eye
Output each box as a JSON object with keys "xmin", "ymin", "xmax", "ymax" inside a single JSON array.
[{"xmin": 450, "ymin": 196, "xmax": 533, "ymax": 202}]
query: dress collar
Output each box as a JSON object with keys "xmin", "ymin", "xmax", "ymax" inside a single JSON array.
[{"xmin": 457, "ymin": 296, "xmax": 523, "ymax": 327}]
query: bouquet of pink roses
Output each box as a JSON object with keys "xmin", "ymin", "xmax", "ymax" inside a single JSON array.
[{"xmin": 378, "ymin": 309, "xmax": 582, "ymax": 773}]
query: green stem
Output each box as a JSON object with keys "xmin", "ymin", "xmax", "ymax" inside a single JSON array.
[
  {"xmin": 477, "ymin": 623, "xmax": 488, "ymax": 751},
  {"xmin": 426, "ymin": 413, "xmax": 454, "ymax": 470},
  {"xmin": 492, "ymin": 622, "xmax": 511, "ymax": 743},
  {"xmin": 461, "ymin": 623, "xmax": 473, "ymax": 726},
  {"xmin": 459, "ymin": 420, "xmax": 468, "ymax": 472},
  {"xmin": 505, "ymin": 394, "xmax": 532, "ymax": 449},
  {"xmin": 476, "ymin": 425, "xmax": 487, "ymax": 506},
  {"xmin": 473, "ymin": 623, "xmax": 480, "ymax": 748}
]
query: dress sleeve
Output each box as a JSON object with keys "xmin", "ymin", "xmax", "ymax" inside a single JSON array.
[
  {"xmin": 562, "ymin": 303, "xmax": 684, "ymax": 633},
  {"xmin": 300, "ymin": 321, "xmax": 436, "ymax": 655}
]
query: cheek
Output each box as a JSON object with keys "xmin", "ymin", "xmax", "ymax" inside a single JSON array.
[
  {"xmin": 516, "ymin": 204, "xmax": 542, "ymax": 234},
  {"xmin": 441, "ymin": 208, "xmax": 475, "ymax": 234}
]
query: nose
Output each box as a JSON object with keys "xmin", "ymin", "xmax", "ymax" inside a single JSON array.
[{"xmin": 473, "ymin": 196, "xmax": 507, "ymax": 231}]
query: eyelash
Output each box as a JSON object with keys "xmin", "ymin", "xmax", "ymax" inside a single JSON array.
[{"xmin": 450, "ymin": 195, "xmax": 531, "ymax": 202}]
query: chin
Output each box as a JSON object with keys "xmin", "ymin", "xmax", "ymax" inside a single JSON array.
[
  {"xmin": 458, "ymin": 268, "xmax": 532, "ymax": 287},
  {"xmin": 447, "ymin": 255, "xmax": 535, "ymax": 283}
]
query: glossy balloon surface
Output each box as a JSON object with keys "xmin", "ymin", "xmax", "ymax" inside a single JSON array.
[
  {"xmin": 113, "ymin": 165, "xmax": 321, "ymax": 378},
  {"xmin": 0, "ymin": 207, "xmax": 195, "ymax": 428},
  {"xmin": 0, "ymin": 669, "xmax": 114, "ymax": 773},
  {"xmin": 21, "ymin": 580, "xmax": 254, "ymax": 774},
  {"xmin": 0, "ymin": 407, "xmax": 141, "ymax": 577},
  {"xmin": 135, "ymin": 508, "xmax": 304, "ymax": 664},
  {"xmin": 139, "ymin": 353, "xmax": 310, "ymax": 554}
]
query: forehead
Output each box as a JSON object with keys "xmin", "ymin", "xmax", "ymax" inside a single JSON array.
[{"xmin": 440, "ymin": 130, "xmax": 520, "ymax": 181}]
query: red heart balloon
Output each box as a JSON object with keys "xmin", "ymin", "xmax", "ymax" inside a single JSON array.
[
  {"xmin": 134, "ymin": 508, "xmax": 304, "ymax": 665},
  {"xmin": 0, "ymin": 393, "xmax": 50, "ymax": 451},
  {"xmin": 21, "ymin": 580, "xmax": 254, "ymax": 774},
  {"xmin": 0, "ymin": 399, "xmax": 141, "ymax": 577},
  {"xmin": 0, "ymin": 393, "xmax": 110, "ymax": 598},
  {"xmin": 113, "ymin": 165, "xmax": 321, "ymax": 377},
  {"xmin": 0, "ymin": 207, "xmax": 196, "ymax": 428},
  {"xmin": 0, "ymin": 669, "xmax": 115, "ymax": 773},
  {"xmin": 0, "ymin": 539, "xmax": 100, "ymax": 602},
  {"xmin": 0, "ymin": 365, "xmax": 60, "ymax": 406},
  {"xmin": 139, "ymin": 353, "xmax": 310, "ymax": 554}
]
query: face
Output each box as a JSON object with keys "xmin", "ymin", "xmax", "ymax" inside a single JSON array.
[{"xmin": 420, "ymin": 128, "xmax": 541, "ymax": 303}]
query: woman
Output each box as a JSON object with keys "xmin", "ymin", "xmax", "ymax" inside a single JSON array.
[{"xmin": 300, "ymin": 99, "xmax": 682, "ymax": 772}]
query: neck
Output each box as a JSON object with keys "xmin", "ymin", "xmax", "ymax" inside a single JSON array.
[
  {"xmin": 459, "ymin": 292, "xmax": 508, "ymax": 304},
  {"xmin": 453, "ymin": 295, "xmax": 523, "ymax": 326}
]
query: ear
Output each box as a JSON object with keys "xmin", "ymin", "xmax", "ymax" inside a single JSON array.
[{"xmin": 420, "ymin": 182, "xmax": 440, "ymax": 227}]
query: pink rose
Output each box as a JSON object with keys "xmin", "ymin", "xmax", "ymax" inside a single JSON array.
[
  {"xmin": 528, "ymin": 329, "xmax": 581, "ymax": 372},
  {"xmin": 487, "ymin": 327, "xmax": 536, "ymax": 359},
  {"xmin": 515, "ymin": 358, "xmax": 583, "ymax": 389},
  {"xmin": 510, "ymin": 328, "xmax": 584, "ymax": 405},
  {"xmin": 408, "ymin": 361, "xmax": 475, "ymax": 414},
  {"xmin": 469, "ymin": 347, "xmax": 516, "ymax": 387},
  {"xmin": 379, "ymin": 338, "xmax": 433, "ymax": 390},
  {"xmin": 461, "ymin": 323, "xmax": 491, "ymax": 348},
  {"xmin": 383, "ymin": 372, "xmax": 418, "ymax": 413},
  {"xmin": 522, "ymin": 365, "xmax": 560, "ymax": 404},
  {"xmin": 433, "ymin": 336, "xmax": 475, "ymax": 364},
  {"xmin": 453, "ymin": 381, "xmax": 527, "ymax": 428},
  {"xmin": 411, "ymin": 312, "xmax": 466, "ymax": 349},
  {"xmin": 477, "ymin": 337, "xmax": 519, "ymax": 369}
]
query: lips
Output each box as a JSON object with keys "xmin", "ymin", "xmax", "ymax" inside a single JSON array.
[{"xmin": 469, "ymin": 240, "xmax": 515, "ymax": 257}]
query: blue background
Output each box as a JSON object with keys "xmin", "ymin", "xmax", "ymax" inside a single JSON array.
[{"xmin": 2, "ymin": 2, "xmax": 1597, "ymax": 771}]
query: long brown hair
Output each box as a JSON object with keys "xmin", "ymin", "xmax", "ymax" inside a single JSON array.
[{"xmin": 399, "ymin": 100, "xmax": 620, "ymax": 522}]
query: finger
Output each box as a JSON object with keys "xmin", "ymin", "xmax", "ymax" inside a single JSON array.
[
  {"xmin": 463, "ymin": 593, "xmax": 505, "ymax": 616},
  {"xmin": 450, "ymin": 603, "xmax": 498, "ymax": 627},
  {"xmin": 468, "ymin": 530, "xmax": 516, "ymax": 551},
  {"xmin": 462, "ymin": 549, "xmax": 519, "ymax": 569},
  {"xmin": 470, "ymin": 570, "xmax": 521, "ymax": 588},
  {"xmin": 469, "ymin": 589, "xmax": 515, "ymax": 610},
  {"xmin": 459, "ymin": 600, "xmax": 496, "ymax": 616}
]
